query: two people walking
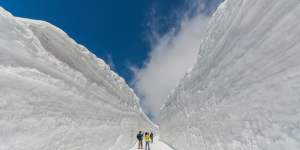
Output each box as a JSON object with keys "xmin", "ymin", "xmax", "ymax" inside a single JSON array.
[{"xmin": 136, "ymin": 131, "xmax": 154, "ymax": 150}]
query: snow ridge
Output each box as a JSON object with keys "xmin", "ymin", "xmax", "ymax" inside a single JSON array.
[
  {"xmin": 0, "ymin": 7, "xmax": 153, "ymax": 150},
  {"xmin": 159, "ymin": 0, "xmax": 300, "ymax": 149}
]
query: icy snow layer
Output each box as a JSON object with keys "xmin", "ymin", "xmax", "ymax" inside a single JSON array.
[
  {"xmin": 159, "ymin": 0, "xmax": 300, "ymax": 149},
  {"xmin": 0, "ymin": 7, "xmax": 153, "ymax": 150}
]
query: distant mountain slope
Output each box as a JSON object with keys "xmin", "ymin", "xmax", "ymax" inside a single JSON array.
[
  {"xmin": 0, "ymin": 7, "xmax": 153, "ymax": 150},
  {"xmin": 159, "ymin": 0, "xmax": 300, "ymax": 149}
]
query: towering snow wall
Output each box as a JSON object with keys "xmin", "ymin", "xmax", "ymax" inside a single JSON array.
[
  {"xmin": 159, "ymin": 0, "xmax": 300, "ymax": 149},
  {"xmin": 0, "ymin": 7, "xmax": 153, "ymax": 150}
]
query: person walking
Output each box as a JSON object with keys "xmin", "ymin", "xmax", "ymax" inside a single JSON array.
[
  {"xmin": 137, "ymin": 131, "xmax": 144, "ymax": 149},
  {"xmin": 144, "ymin": 132, "xmax": 151, "ymax": 150},
  {"xmin": 150, "ymin": 132, "xmax": 154, "ymax": 144}
]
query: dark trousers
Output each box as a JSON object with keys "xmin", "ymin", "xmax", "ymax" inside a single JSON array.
[{"xmin": 138, "ymin": 140, "xmax": 143, "ymax": 149}]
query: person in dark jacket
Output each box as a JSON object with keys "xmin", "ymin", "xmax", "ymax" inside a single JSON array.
[
  {"xmin": 137, "ymin": 131, "xmax": 144, "ymax": 149},
  {"xmin": 150, "ymin": 132, "xmax": 154, "ymax": 143}
]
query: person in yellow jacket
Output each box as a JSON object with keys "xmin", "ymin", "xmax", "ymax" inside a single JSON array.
[{"xmin": 144, "ymin": 132, "xmax": 151, "ymax": 150}]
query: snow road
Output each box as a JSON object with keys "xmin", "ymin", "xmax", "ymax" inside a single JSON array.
[{"xmin": 130, "ymin": 136, "xmax": 173, "ymax": 150}]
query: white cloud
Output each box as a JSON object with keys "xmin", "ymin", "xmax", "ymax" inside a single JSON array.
[
  {"xmin": 132, "ymin": 16, "xmax": 209, "ymax": 120},
  {"xmin": 132, "ymin": 0, "xmax": 222, "ymax": 121}
]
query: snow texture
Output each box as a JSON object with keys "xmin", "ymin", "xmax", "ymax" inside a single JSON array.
[
  {"xmin": 159, "ymin": 0, "xmax": 300, "ymax": 149},
  {"xmin": 129, "ymin": 136, "xmax": 174, "ymax": 150},
  {"xmin": 0, "ymin": 7, "xmax": 153, "ymax": 150}
]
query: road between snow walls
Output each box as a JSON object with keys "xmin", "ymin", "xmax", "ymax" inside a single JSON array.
[
  {"xmin": 2, "ymin": 0, "xmax": 300, "ymax": 149},
  {"xmin": 129, "ymin": 136, "xmax": 174, "ymax": 150}
]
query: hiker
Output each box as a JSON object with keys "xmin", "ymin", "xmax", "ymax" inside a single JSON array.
[
  {"xmin": 150, "ymin": 132, "xmax": 154, "ymax": 143},
  {"xmin": 137, "ymin": 131, "xmax": 144, "ymax": 149},
  {"xmin": 144, "ymin": 132, "xmax": 151, "ymax": 150}
]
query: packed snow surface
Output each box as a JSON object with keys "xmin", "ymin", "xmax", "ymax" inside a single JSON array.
[
  {"xmin": 0, "ymin": 7, "xmax": 153, "ymax": 150},
  {"xmin": 159, "ymin": 0, "xmax": 300, "ymax": 149},
  {"xmin": 129, "ymin": 136, "xmax": 174, "ymax": 150}
]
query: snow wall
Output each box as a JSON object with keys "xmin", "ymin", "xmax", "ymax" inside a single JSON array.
[
  {"xmin": 159, "ymin": 0, "xmax": 300, "ymax": 149},
  {"xmin": 0, "ymin": 7, "xmax": 153, "ymax": 150}
]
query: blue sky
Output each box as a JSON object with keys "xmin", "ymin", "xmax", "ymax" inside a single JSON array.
[
  {"xmin": 0, "ymin": 0, "xmax": 222, "ymax": 119},
  {"xmin": 0, "ymin": 0, "xmax": 186, "ymax": 82}
]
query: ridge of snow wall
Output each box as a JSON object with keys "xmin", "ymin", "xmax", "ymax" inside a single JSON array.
[
  {"xmin": 159, "ymin": 0, "xmax": 300, "ymax": 149},
  {"xmin": 0, "ymin": 7, "xmax": 154, "ymax": 150}
]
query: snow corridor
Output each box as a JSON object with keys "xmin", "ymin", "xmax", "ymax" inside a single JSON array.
[{"xmin": 130, "ymin": 136, "xmax": 173, "ymax": 150}]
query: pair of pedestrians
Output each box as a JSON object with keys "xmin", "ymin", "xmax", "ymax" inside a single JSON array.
[{"xmin": 136, "ymin": 131, "xmax": 154, "ymax": 150}]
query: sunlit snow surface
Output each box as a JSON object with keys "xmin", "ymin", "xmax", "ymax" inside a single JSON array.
[
  {"xmin": 129, "ymin": 136, "xmax": 174, "ymax": 150},
  {"xmin": 159, "ymin": 0, "xmax": 300, "ymax": 149},
  {"xmin": 0, "ymin": 7, "xmax": 153, "ymax": 150}
]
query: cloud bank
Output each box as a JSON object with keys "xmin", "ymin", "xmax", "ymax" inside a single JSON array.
[{"xmin": 133, "ymin": 0, "xmax": 222, "ymax": 120}]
